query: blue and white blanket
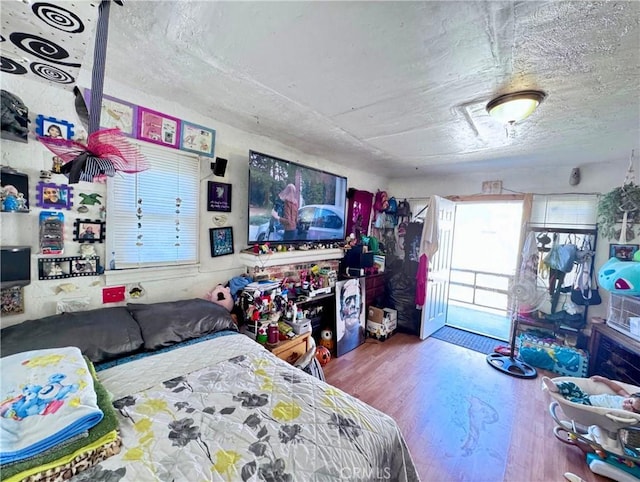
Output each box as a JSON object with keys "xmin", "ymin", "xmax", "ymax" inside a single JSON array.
[{"xmin": 0, "ymin": 346, "xmax": 104, "ymax": 464}]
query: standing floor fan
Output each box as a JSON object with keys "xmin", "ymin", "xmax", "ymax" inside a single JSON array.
[{"xmin": 486, "ymin": 276, "xmax": 546, "ymax": 378}]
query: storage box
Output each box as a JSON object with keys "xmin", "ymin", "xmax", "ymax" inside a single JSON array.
[
  {"xmin": 366, "ymin": 319, "xmax": 395, "ymax": 340},
  {"xmin": 607, "ymin": 294, "xmax": 640, "ymax": 342},
  {"xmin": 383, "ymin": 308, "xmax": 397, "ymax": 331},
  {"xmin": 290, "ymin": 317, "xmax": 311, "ymax": 335},
  {"xmin": 367, "ymin": 306, "xmax": 397, "ymax": 340}
]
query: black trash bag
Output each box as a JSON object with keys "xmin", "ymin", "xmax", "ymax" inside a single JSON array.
[
  {"xmin": 387, "ymin": 268, "xmax": 421, "ymax": 336},
  {"xmin": 1, "ymin": 90, "xmax": 29, "ymax": 143}
]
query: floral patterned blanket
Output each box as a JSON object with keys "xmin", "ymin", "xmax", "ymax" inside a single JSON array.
[{"xmin": 72, "ymin": 335, "xmax": 419, "ymax": 481}]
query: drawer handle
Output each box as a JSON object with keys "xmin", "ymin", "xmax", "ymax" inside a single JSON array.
[{"xmin": 286, "ymin": 352, "xmax": 301, "ymax": 363}]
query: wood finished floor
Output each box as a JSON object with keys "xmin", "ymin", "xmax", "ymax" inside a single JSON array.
[{"xmin": 323, "ymin": 333, "xmax": 609, "ymax": 482}]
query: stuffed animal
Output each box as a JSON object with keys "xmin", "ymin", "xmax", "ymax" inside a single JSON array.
[
  {"xmin": 598, "ymin": 257, "xmax": 640, "ymax": 295},
  {"xmin": 319, "ymin": 328, "xmax": 334, "ymax": 351},
  {"xmin": 315, "ymin": 346, "xmax": 331, "ymax": 366},
  {"xmin": 207, "ymin": 284, "xmax": 234, "ymax": 312}
]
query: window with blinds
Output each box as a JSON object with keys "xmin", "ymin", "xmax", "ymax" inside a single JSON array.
[
  {"xmin": 107, "ymin": 142, "xmax": 199, "ymax": 269},
  {"xmin": 531, "ymin": 194, "xmax": 598, "ymax": 227}
]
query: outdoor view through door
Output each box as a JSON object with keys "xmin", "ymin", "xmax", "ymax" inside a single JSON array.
[{"xmin": 448, "ymin": 201, "xmax": 523, "ymax": 341}]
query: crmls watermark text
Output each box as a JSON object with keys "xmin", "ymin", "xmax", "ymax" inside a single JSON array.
[{"xmin": 339, "ymin": 467, "xmax": 392, "ymax": 480}]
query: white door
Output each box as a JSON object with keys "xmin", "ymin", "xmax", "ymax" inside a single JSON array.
[{"xmin": 420, "ymin": 197, "xmax": 456, "ymax": 339}]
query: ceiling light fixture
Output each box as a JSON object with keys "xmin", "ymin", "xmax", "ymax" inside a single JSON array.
[{"xmin": 486, "ymin": 90, "xmax": 546, "ymax": 125}]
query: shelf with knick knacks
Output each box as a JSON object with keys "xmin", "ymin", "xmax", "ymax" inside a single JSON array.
[{"xmin": 1, "ymin": 167, "xmax": 29, "ymax": 213}]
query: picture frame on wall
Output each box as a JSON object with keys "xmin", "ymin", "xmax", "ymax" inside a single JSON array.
[
  {"xmin": 180, "ymin": 121, "xmax": 216, "ymax": 157},
  {"xmin": 36, "ymin": 182, "xmax": 73, "ymax": 210},
  {"xmin": 210, "ymin": 227, "xmax": 234, "ymax": 257},
  {"xmin": 1, "ymin": 286, "xmax": 24, "ymax": 315},
  {"xmin": 35, "ymin": 116, "xmax": 75, "ymax": 140},
  {"xmin": 83, "ymin": 89, "xmax": 138, "ymax": 137},
  {"xmin": 207, "ymin": 181, "xmax": 232, "ymax": 212},
  {"xmin": 73, "ymin": 219, "xmax": 105, "ymax": 243},
  {"xmin": 38, "ymin": 256, "xmax": 100, "ymax": 280},
  {"xmin": 136, "ymin": 106, "xmax": 181, "ymax": 148},
  {"xmin": 609, "ymin": 243, "xmax": 639, "ymax": 261}
]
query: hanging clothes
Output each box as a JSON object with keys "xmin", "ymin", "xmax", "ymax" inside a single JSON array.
[{"xmin": 416, "ymin": 196, "xmax": 442, "ymax": 308}]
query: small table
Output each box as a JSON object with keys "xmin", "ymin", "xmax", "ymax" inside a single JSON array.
[{"xmin": 267, "ymin": 332, "xmax": 311, "ymax": 364}]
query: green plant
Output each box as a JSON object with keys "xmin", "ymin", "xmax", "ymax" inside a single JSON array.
[{"xmin": 597, "ymin": 183, "xmax": 640, "ymax": 240}]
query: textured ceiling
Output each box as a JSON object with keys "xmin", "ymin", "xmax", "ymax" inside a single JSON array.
[{"xmin": 3, "ymin": 1, "xmax": 640, "ymax": 178}]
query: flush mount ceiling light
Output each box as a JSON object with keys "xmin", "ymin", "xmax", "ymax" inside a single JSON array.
[{"xmin": 486, "ymin": 90, "xmax": 546, "ymax": 124}]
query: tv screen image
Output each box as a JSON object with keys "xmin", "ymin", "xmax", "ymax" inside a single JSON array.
[{"xmin": 248, "ymin": 151, "xmax": 348, "ymax": 244}]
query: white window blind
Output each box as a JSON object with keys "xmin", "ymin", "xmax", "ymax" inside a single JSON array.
[
  {"xmin": 107, "ymin": 142, "xmax": 199, "ymax": 269},
  {"xmin": 531, "ymin": 194, "xmax": 598, "ymax": 227}
]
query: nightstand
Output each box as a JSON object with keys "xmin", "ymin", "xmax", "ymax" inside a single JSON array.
[{"xmin": 267, "ymin": 332, "xmax": 311, "ymax": 364}]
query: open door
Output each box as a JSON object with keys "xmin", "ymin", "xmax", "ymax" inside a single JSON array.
[{"xmin": 420, "ymin": 197, "xmax": 456, "ymax": 339}]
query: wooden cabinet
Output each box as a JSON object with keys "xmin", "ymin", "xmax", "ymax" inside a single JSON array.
[
  {"xmin": 365, "ymin": 273, "xmax": 386, "ymax": 308},
  {"xmin": 589, "ymin": 323, "xmax": 640, "ymax": 385},
  {"xmin": 267, "ymin": 332, "xmax": 311, "ymax": 364}
]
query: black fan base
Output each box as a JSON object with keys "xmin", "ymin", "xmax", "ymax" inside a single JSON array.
[{"xmin": 486, "ymin": 353, "xmax": 538, "ymax": 379}]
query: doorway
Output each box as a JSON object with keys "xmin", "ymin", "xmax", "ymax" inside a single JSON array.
[{"xmin": 446, "ymin": 199, "xmax": 524, "ymax": 341}]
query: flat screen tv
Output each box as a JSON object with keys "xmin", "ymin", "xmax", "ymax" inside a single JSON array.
[
  {"xmin": 1, "ymin": 246, "xmax": 31, "ymax": 288},
  {"xmin": 248, "ymin": 150, "xmax": 348, "ymax": 244}
]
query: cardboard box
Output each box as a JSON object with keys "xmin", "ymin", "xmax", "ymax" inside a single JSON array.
[
  {"xmin": 366, "ymin": 319, "xmax": 395, "ymax": 340},
  {"xmin": 367, "ymin": 306, "xmax": 384, "ymax": 324},
  {"xmin": 383, "ymin": 308, "xmax": 397, "ymax": 331}
]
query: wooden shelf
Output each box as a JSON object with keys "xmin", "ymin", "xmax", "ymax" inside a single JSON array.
[{"xmin": 238, "ymin": 248, "xmax": 343, "ymax": 268}]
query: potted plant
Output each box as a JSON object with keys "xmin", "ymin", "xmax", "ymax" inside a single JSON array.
[{"xmin": 597, "ymin": 183, "xmax": 640, "ymax": 240}]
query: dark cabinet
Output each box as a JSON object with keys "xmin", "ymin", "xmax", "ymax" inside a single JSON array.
[
  {"xmin": 365, "ymin": 273, "xmax": 386, "ymax": 309},
  {"xmin": 589, "ymin": 323, "xmax": 640, "ymax": 386}
]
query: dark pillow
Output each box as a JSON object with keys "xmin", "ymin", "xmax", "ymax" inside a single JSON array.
[
  {"xmin": 126, "ymin": 298, "xmax": 237, "ymax": 350},
  {"xmin": 0, "ymin": 307, "xmax": 144, "ymax": 363}
]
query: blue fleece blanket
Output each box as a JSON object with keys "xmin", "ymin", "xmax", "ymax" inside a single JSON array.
[{"xmin": 0, "ymin": 346, "xmax": 104, "ymax": 464}]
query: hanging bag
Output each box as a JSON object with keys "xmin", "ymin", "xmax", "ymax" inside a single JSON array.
[
  {"xmin": 570, "ymin": 251, "xmax": 602, "ymax": 306},
  {"xmin": 543, "ymin": 234, "xmax": 577, "ymax": 273}
]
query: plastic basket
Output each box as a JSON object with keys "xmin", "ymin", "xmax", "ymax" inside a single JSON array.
[{"xmin": 607, "ymin": 294, "xmax": 640, "ymax": 342}]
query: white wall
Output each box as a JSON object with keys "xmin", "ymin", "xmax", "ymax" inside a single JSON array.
[{"xmin": 1, "ymin": 75, "xmax": 387, "ymax": 327}]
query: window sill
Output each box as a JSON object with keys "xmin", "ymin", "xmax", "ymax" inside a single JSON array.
[{"xmin": 104, "ymin": 265, "xmax": 200, "ymax": 285}]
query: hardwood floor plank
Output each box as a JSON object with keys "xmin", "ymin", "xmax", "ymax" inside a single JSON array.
[{"xmin": 323, "ymin": 333, "xmax": 610, "ymax": 482}]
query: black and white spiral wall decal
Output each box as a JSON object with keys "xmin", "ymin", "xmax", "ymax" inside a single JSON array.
[
  {"xmin": 10, "ymin": 33, "xmax": 81, "ymax": 67},
  {"xmin": 1, "ymin": 1, "xmax": 97, "ymax": 90},
  {"xmin": 1, "ymin": 57, "xmax": 28, "ymax": 75},
  {"xmin": 30, "ymin": 62, "xmax": 75, "ymax": 84},
  {"xmin": 32, "ymin": 3, "xmax": 85, "ymax": 34}
]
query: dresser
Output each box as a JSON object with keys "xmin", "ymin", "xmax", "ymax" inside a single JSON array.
[
  {"xmin": 588, "ymin": 323, "xmax": 640, "ymax": 386},
  {"xmin": 267, "ymin": 332, "xmax": 311, "ymax": 364}
]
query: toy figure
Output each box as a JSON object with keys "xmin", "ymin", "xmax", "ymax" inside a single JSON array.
[
  {"xmin": 315, "ymin": 346, "xmax": 331, "ymax": 366},
  {"xmin": 319, "ymin": 328, "xmax": 334, "ymax": 351}
]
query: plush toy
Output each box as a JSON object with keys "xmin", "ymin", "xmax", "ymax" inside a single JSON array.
[
  {"xmin": 319, "ymin": 328, "xmax": 334, "ymax": 351},
  {"xmin": 207, "ymin": 284, "xmax": 234, "ymax": 312},
  {"xmin": 598, "ymin": 257, "xmax": 640, "ymax": 295}
]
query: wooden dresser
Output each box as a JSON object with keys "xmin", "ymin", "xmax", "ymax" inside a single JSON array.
[
  {"xmin": 267, "ymin": 332, "xmax": 311, "ymax": 364},
  {"xmin": 588, "ymin": 323, "xmax": 640, "ymax": 385}
]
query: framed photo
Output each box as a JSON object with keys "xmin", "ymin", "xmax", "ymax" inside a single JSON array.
[
  {"xmin": 609, "ymin": 243, "xmax": 639, "ymax": 261},
  {"xmin": 1, "ymin": 286, "xmax": 24, "ymax": 315},
  {"xmin": 73, "ymin": 219, "xmax": 105, "ymax": 243},
  {"xmin": 35, "ymin": 115, "xmax": 75, "ymax": 140},
  {"xmin": 83, "ymin": 89, "xmax": 138, "ymax": 137},
  {"xmin": 136, "ymin": 106, "xmax": 181, "ymax": 148},
  {"xmin": 38, "ymin": 256, "xmax": 100, "ymax": 280},
  {"xmin": 210, "ymin": 227, "xmax": 234, "ymax": 257},
  {"xmin": 36, "ymin": 182, "xmax": 73, "ymax": 210},
  {"xmin": 180, "ymin": 121, "xmax": 216, "ymax": 157},
  {"xmin": 207, "ymin": 181, "xmax": 232, "ymax": 212}
]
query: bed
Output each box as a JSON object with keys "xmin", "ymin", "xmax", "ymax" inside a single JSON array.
[{"xmin": 1, "ymin": 299, "xmax": 419, "ymax": 481}]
